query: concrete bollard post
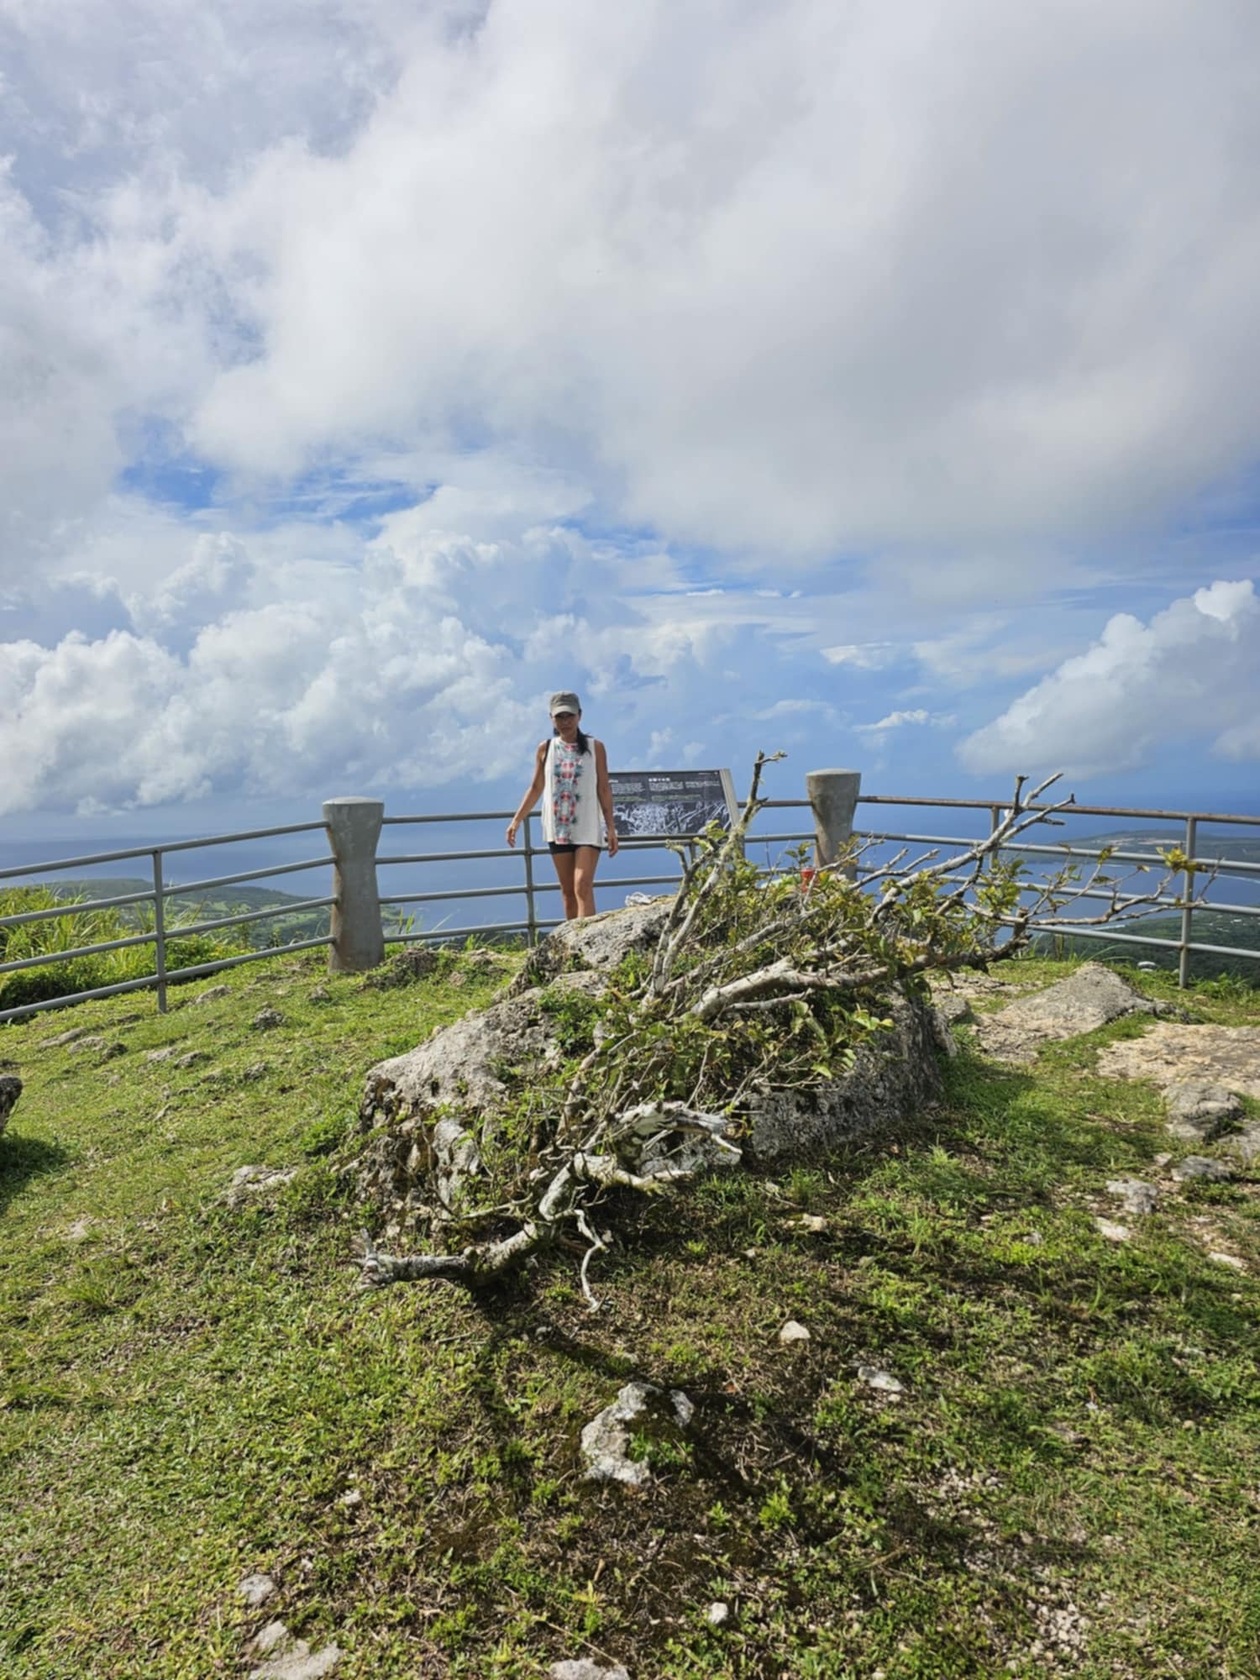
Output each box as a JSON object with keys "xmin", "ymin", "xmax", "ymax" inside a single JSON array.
[
  {"xmin": 324, "ymin": 797, "xmax": 386, "ymax": 973},
  {"xmin": 806, "ymin": 769, "xmax": 862, "ymax": 873}
]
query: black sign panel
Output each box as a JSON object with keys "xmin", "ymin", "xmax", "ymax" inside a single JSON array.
[{"xmin": 608, "ymin": 769, "xmax": 738, "ymax": 840}]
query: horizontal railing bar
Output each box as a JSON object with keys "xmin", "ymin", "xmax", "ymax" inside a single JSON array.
[
  {"xmin": 380, "ymin": 884, "xmax": 524, "ymax": 907},
  {"xmin": 0, "ymin": 927, "xmax": 158, "ymax": 974},
  {"xmin": 857, "ymin": 794, "xmax": 1260, "ymax": 826},
  {"xmin": 382, "ymin": 811, "xmax": 515, "ymax": 825},
  {"xmin": 1170, "ymin": 939, "xmax": 1260, "ymax": 961},
  {"xmin": 0, "ymin": 936, "xmax": 334, "ymax": 1023},
  {"xmin": 1029, "ymin": 926, "xmax": 1183, "ymax": 951},
  {"xmin": 379, "ymin": 872, "xmax": 685, "ymax": 912},
  {"xmin": 385, "ymin": 920, "xmax": 560, "ymax": 945},
  {"xmin": 857, "ymin": 829, "xmax": 1260, "ymax": 880},
  {"xmin": 0, "ymin": 821, "xmax": 328, "ymax": 883},
  {"xmin": 159, "ymin": 937, "xmax": 332, "ymax": 982},
  {"xmin": 162, "ymin": 898, "xmax": 335, "ymax": 939},
  {"xmin": 0, "ymin": 970, "xmax": 181, "ymax": 1022},
  {"xmin": 379, "ymin": 847, "xmax": 521, "ymax": 867},
  {"xmin": 1030, "ymin": 923, "xmax": 1258, "ymax": 961},
  {"xmin": 163, "ymin": 856, "xmax": 331, "ymax": 896},
  {"xmin": 0, "ymin": 887, "xmax": 159, "ymax": 930}
]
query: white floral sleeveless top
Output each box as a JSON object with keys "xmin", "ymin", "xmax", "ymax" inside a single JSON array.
[{"xmin": 542, "ymin": 737, "xmax": 603, "ymax": 847}]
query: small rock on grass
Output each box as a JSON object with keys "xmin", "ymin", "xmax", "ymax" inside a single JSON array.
[
  {"xmin": 1171, "ymin": 1156, "xmax": 1233, "ymax": 1183},
  {"xmin": 550, "ymin": 1663, "xmax": 630, "ymax": 1680},
  {"xmin": 223, "ymin": 1165, "xmax": 298, "ymax": 1207},
  {"xmin": 1164, "ymin": 1082, "xmax": 1244, "ymax": 1136},
  {"xmin": 252, "ymin": 1007, "xmax": 285, "ymax": 1031},
  {"xmin": 1219, "ymin": 1123, "xmax": 1260, "ymax": 1166},
  {"xmin": 1208, "ymin": 1251, "xmax": 1246, "ymax": 1272},
  {"xmin": 247, "ymin": 1620, "xmax": 341, "ymax": 1680},
  {"xmin": 1106, "ymin": 1177, "xmax": 1160, "ymax": 1216},
  {"xmin": 40, "ymin": 1025, "xmax": 91, "ymax": 1048},
  {"xmin": 580, "ymin": 1382, "xmax": 693, "ymax": 1485},
  {"xmin": 1094, "ymin": 1217, "xmax": 1132, "ymax": 1242},
  {"xmin": 187, "ymin": 984, "xmax": 231, "ymax": 1006},
  {"xmin": 238, "ymin": 1572, "xmax": 277, "ymax": 1607},
  {"xmin": 778, "ymin": 1320, "xmax": 811, "ymax": 1345},
  {"xmin": 705, "ymin": 1601, "xmax": 732, "ymax": 1627},
  {"xmin": 857, "ymin": 1365, "xmax": 905, "ymax": 1394}
]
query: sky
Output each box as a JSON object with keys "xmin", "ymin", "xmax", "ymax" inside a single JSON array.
[{"xmin": 2, "ymin": 0, "xmax": 1259, "ymax": 845}]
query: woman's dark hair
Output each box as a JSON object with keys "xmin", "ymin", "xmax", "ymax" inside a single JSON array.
[{"xmin": 554, "ymin": 722, "xmax": 591, "ymax": 755}]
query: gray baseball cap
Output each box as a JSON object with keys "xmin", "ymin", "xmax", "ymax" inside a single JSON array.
[{"xmin": 549, "ymin": 691, "xmax": 581, "ymax": 716}]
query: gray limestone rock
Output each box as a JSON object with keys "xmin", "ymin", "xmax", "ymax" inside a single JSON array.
[
  {"xmin": 40, "ymin": 1025, "xmax": 92, "ymax": 1047},
  {"xmin": 1163, "ymin": 1081, "xmax": 1245, "ymax": 1138},
  {"xmin": 1218, "ymin": 1122, "xmax": 1260, "ymax": 1166},
  {"xmin": 580, "ymin": 1382, "xmax": 692, "ymax": 1485},
  {"xmin": 549, "ymin": 1662, "xmax": 631, "ymax": 1680},
  {"xmin": 187, "ymin": 984, "xmax": 231, "ymax": 1005},
  {"xmin": 505, "ymin": 898, "xmax": 674, "ymax": 996},
  {"xmin": 975, "ymin": 963, "xmax": 1153, "ymax": 1064},
  {"xmin": 932, "ymin": 991, "xmax": 976, "ymax": 1028},
  {"xmin": 1106, "ymin": 1177, "xmax": 1160, "ymax": 1216},
  {"xmin": 857, "ymin": 1365, "xmax": 905, "ymax": 1394},
  {"xmin": 1096, "ymin": 1026, "xmax": 1260, "ymax": 1111},
  {"xmin": 0, "ymin": 1074, "xmax": 21, "ymax": 1137},
  {"xmin": 746, "ymin": 990, "xmax": 942, "ymax": 1163},
  {"xmin": 238, "ymin": 1572, "xmax": 277, "ymax": 1607},
  {"xmin": 252, "ymin": 1007, "xmax": 285, "ymax": 1031},
  {"xmin": 1170, "ymin": 1156, "xmax": 1233, "ymax": 1183},
  {"xmin": 246, "ymin": 1616, "xmax": 341, "ymax": 1680}
]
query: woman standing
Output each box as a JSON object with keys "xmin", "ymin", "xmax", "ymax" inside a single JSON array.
[{"xmin": 506, "ymin": 691, "xmax": 618, "ymax": 920}]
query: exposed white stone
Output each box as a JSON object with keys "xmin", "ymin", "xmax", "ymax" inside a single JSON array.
[
  {"xmin": 549, "ymin": 1661, "xmax": 631, "ymax": 1680},
  {"xmin": 1093, "ymin": 1217, "xmax": 1131, "ymax": 1242},
  {"xmin": 857, "ymin": 1365, "xmax": 905, "ymax": 1393},
  {"xmin": 580, "ymin": 1382, "xmax": 691, "ymax": 1485},
  {"xmin": 778, "ymin": 1320, "xmax": 811, "ymax": 1345},
  {"xmin": 238, "ymin": 1572, "xmax": 277, "ymax": 1607}
]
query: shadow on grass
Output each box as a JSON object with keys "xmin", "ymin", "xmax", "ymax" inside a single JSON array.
[{"xmin": 0, "ymin": 1130, "xmax": 70, "ymax": 1215}]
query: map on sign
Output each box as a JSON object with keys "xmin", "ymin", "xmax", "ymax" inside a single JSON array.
[{"xmin": 608, "ymin": 769, "xmax": 738, "ymax": 840}]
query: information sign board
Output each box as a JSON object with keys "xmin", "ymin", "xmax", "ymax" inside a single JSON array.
[{"xmin": 608, "ymin": 769, "xmax": 738, "ymax": 840}]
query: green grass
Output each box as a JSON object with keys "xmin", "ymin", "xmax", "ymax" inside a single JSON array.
[{"xmin": 1, "ymin": 953, "xmax": 1258, "ymax": 1678}]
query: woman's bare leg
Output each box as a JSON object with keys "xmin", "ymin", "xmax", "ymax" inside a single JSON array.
[
  {"xmin": 551, "ymin": 850, "xmax": 580, "ymax": 919},
  {"xmin": 573, "ymin": 846, "xmax": 601, "ymax": 918}
]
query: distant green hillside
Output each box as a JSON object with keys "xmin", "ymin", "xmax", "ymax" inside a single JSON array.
[
  {"xmin": 1037, "ymin": 908, "xmax": 1260, "ymax": 981},
  {"xmin": 52, "ymin": 878, "xmax": 333, "ymax": 950},
  {"xmin": 1078, "ymin": 828, "xmax": 1260, "ymax": 867}
]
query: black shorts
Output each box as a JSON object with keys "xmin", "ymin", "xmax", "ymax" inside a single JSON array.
[{"xmin": 548, "ymin": 842, "xmax": 602, "ymax": 855}]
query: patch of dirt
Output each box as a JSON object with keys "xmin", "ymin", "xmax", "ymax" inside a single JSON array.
[{"xmin": 1095, "ymin": 1024, "xmax": 1260, "ymax": 1102}]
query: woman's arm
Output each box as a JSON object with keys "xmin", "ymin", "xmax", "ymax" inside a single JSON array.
[
  {"xmin": 506, "ymin": 742, "xmax": 548, "ymax": 848},
  {"xmin": 594, "ymin": 739, "xmax": 619, "ymax": 856}
]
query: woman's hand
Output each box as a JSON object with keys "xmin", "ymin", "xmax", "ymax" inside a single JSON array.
[
  {"xmin": 606, "ymin": 830, "xmax": 619, "ymax": 858},
  {"xmin": 505, "ymin": 820, "xmax": 519, "ymax": 848}
]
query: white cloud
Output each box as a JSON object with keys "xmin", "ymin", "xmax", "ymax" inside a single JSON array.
[
  {"xmin": 821, "ymin": 644, "xmax": 897, "ymax": 670},
  {"xmin": 856, "ymin": 709, "xmax": 932, "ymax": 734},
  {"xmin": 959, "ymin": 579, "xmax": 1260, "ymax": 778},
  {"xmin": 0, "ymin": 513, "xmax": 773, "ymax": 815},
  {"xmin": 3, "ymin": 2, "xmax": 1260, "ymax": 818},
  {"xmin": 4, "ymin": 1, "xmax": 1257, "ymax": 571}
]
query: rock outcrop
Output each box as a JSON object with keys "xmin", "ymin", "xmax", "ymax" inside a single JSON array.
[
  {"xmin": 353, "ymin": 902, "xmax": 945, "ymax": 1230},
  {"xmin": 974, "ymin": 963, "xmax": 1159, "ymax": 1064}
]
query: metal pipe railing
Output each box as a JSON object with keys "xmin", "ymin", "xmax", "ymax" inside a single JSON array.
[{"xmin": 0, "ymin": 786, "xmax": 1256, "ymax": 1025}]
